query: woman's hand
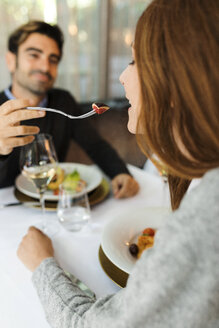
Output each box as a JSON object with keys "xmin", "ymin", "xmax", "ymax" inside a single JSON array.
[
  {"xmin": 112, "ymin": 174, "xmax": 140, "ymax": 199},
  {"xmin": 0, "ymin": 99, "xmax": 45, "ymax": 155},
  {"xmin": 17, "ymin": 227, "xmax": 54, "ymax": 272}
]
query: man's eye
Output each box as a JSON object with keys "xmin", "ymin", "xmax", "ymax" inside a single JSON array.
[
  {"xmin": 50, "ymin": 59, "xmax": 59, "ymax": 65},
  {"xmin": 29, "ymin": 53, "xmax": 38, "ymax": 58},
  {"xmin": 129, "ymin": 60, "xmax": 135, "ymax": 65}
]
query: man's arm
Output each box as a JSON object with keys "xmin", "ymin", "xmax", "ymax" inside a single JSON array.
[
  {"xmin": 0, "ymin": 153, "xmax": 13, "ymax": 187},
  {"xmin": 0, "ymin": 99, "xmax": 46, "ymax": 188}
]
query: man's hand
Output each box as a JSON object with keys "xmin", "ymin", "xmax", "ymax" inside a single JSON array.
[
  {"xmin": 17, "ymin": 227, "xmax": 54, "ymax": 272},
  {"xmin": 112, "ymin": 173, "xmax": 139, "ymax": 199},
  {"xmin": 0, "ymin": 99, "xmax": 45, "ymax": 155}
]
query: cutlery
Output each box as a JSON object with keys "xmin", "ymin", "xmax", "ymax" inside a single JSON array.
[
  {"xmin": 0, "ymin": 202, "xmax": 40, "ymax": 209},
  {"xmin": 26, "ymin": 107, "xmax": 96, "ymax": 119},
  {"xmin": 26, "ymin": 103, "xmax": 110, "ymax": 120}
]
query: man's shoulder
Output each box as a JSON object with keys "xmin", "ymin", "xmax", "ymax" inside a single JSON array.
[{"xmin": 0, "ymin": 91, "xmax": 9, "ymax": 105}]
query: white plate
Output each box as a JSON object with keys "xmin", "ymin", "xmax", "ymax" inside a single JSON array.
[
  {"xmin": 15, "ymin": 163, "xmax": 102, "ymax": 201},
  {"xmin": 101, "ymin": 207, "xmax": 170, "ymax": 274}
]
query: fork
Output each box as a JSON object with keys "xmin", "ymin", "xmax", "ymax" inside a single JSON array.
[{"xmin": 26, "ymin": 107, "xmax": 96, "ymax": 119}]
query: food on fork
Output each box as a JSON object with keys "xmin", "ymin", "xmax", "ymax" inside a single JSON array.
[
  {"xmin": 129, "ymin": 227, "xmax": 156, "ymax": 258},
  {"xmin": 92, "ymin": 102, "xmax": 110, "ymax": 115}
]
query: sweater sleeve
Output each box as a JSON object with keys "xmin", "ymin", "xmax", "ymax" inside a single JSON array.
[
  {"xmin": 0, "ymin": 151, "xmax": 20, "ymax": 188},
  {"xmin": 0, "ymin": 155, "xmax": 9, "ymax": 186}
]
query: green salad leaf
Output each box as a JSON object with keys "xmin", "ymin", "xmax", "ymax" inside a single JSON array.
[{"xmin": 63, "ymin": 170, "xmax": 81, "ymax": 191}]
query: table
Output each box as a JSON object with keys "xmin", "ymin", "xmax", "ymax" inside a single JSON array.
[{"xmin": 0, "ymin": 165, "xmax": 169, "ymax": 328}]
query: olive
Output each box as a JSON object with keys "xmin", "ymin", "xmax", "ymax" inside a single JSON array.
[{"xmin": 129, "ymin": 243, "xmax": 139, "ymax": 257}]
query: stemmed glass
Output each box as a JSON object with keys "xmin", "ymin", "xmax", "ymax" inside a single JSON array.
[{"xmin": 20, "ymin": 133, "xmax": 58, "ymax": 235}]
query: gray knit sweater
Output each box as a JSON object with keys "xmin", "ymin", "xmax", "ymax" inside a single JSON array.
[{"xmin": 32, "ymin": 168, "xmax": 219, "ymax": 328}]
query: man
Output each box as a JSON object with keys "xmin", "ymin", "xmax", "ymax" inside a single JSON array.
[{"xmin": 0, "ymin": 21, "xmax": 139, "ymax": 198}]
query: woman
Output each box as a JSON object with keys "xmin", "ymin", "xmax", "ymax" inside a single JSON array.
[{"xmin": 17, "ymin": 0, "xmax": 219, "ymax": 327}]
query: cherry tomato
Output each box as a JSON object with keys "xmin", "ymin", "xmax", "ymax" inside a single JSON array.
[{"xmin": 142, "ymin": 228, "xmax": 155, "ymax": 236}]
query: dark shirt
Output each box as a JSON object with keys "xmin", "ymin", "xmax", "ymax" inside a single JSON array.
[{"xmin": 0, "ymin": 88, "xmax": 129, "ymax": 188}]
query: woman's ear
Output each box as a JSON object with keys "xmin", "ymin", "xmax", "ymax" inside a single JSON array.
[{"xmin": 5, "ymin": 51, "xmax": 16, "ymax": 73}]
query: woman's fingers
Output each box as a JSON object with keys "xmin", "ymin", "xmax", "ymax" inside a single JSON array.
[{"xmin": 17, "ymin": 225, "xmax": 54, "ymax": 272}]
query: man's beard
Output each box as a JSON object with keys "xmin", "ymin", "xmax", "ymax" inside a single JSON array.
[
  {"xmin": 15, "ymin": 61, "xmax": 54, "ymax": 95},
  {"xmin": 20, "ymin": 79, "xmax": 52, "ymax": 95},
  {"xmin": 17, "ymin": 78, "xmax": 52, "ymax": 95}
]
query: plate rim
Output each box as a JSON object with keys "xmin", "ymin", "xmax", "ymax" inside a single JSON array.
[
  {"xmin": 98, "ymin": 246, "xmax": 128, "ymax": 288},
  {"xmin": 15, "ymin": 162, "xmax": 102, "ymax": 201}
]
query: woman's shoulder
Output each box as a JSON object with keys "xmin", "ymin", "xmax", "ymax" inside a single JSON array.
[
  {"xmin": 165, "ymin": 167, "xmax": 219, "ymax": 255},
  {"xmin": 201, "ymin": 167, "xmax": 219, "ymax": 186},
  {"xmin": 181, "ymin": 167, "xmax": 219, "ymax": 216}
]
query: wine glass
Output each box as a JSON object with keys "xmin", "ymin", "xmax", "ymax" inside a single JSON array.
[{"xmin": 20, "ymin": 133, "xmax": 58, "ymax": 235}]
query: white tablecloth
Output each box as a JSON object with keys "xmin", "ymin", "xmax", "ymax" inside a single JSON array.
[{"xmin": 0, "ymin": 165, "xmax": 169, "ymax": 328}]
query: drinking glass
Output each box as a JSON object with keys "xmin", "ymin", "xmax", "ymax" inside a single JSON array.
[
  {"xmin": 20, "ymin": 133, "xmax": 59, "ymax": 235},
  {"xmin": 57, "ymin": 183, "xmax": 91, "ymax": 232}
]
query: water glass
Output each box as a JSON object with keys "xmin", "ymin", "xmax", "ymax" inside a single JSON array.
[{"xmin": 57, "ymin": 184, "xmax": 91, "ymax": 232}]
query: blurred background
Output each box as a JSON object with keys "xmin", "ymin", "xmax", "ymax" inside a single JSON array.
[{"xmin": 0, "ymin": 0, "xmax": 150, "ymax": 167}]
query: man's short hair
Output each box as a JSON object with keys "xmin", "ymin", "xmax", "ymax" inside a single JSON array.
[{"xmin": 8, "ymin": 20, "xmax": 64, "ymax": 58}]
